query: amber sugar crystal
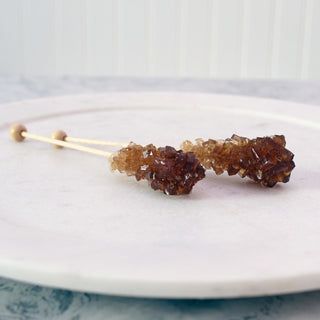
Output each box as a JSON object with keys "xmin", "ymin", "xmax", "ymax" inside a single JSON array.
[
  {"xmin": 110, "ymin": 143, "xmax": 206, "ymax": 195},
  {"xmin": 181, "ymin": 134, "xmax": 295, "ymax": 187}
]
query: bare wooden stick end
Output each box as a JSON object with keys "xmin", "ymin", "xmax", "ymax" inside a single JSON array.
[
  {"xmin": 9, "ymin": 124, "xmax": 27, "ymax": 142},
  {"xmin": 50, "ymin": 130, "xmax": 67, "ymax": 148}
]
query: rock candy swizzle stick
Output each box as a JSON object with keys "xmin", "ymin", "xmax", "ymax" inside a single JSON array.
[
  {"xmin": 9, "ymin": 124, "xmax": 205, "ymax": 195},
  {"xmin": 180, "ymin": 134, "xmax": 295, "ymax": 187}
]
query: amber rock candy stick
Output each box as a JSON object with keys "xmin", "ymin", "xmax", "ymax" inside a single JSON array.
[
  {"xmin": 110, "ymin": 143, "xmax": 206, "ymax": 195},
  {"xmin": 180, "ymin": 134, "xmax": 295, "ymax": 187},
  {"xmin": 10, "ymin": 124, "xmax": 205, "ymax": 196}
]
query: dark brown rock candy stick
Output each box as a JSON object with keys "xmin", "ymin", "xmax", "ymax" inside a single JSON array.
[
  {"xmin": 180, "ymin": 134, "xmax": 295, "ymax": 187},
  {"xmin": 109, "ymin": 143, "xmax": 205, "ymax": 195},
  {"xmin": 9, "ymin": 124, "xmax": 205, "ymax": 195}
]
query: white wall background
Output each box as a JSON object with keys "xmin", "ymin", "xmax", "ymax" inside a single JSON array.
[{"xmin": 0, "ymin": 0, "xmax": 319, "ymax": 79}]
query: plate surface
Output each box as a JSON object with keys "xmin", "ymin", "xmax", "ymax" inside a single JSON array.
[{"xmin": 0, "ymin": 92, "xmax": 319, "ymax": 298}]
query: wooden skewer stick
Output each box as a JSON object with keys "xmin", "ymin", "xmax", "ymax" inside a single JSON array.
[
  {"xmin": 51, "ymin": 130, "xmax": 157, "ymax": 149},
  {"xmin": 65, "ymin": 136, "xmax": 128, "ymax": 148},
  {"xmin": 50, "ymin": 129, "xmax": 128, "ymax": 148},
  {"xmin": 9, "ymin": 124, "xmax": 112, "ymax": 158}
]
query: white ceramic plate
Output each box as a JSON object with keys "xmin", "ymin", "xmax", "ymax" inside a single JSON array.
[{"xmin": 0, "ymin": 92, "xmax": 319, "ymax": 298}]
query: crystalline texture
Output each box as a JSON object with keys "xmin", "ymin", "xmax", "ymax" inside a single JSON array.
[
  {"xmin": 180, "ymin": 134, "xmax": 295, "ymax": 187},
  {"xmin": 110, "ymin": 143, "xmax": 206, "ymax": 195}
]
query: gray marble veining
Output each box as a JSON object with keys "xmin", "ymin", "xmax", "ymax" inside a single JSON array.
[{"xmin": 1, "ymin": 278, "xmax": 320, "ymax": 320}]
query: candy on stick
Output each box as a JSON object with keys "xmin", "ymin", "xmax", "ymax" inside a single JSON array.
[
  {"xmin": 180, "ymin": 134, "xmax": 295, "ymax": 187},
  {"xmin": 9, "ymin": 124, "xmax": 205, "ymax": 195}
]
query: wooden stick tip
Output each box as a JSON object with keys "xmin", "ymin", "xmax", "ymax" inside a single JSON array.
[
  {"xmin": 9, "ymin": 124, "xmax": 27, "ymax": 142},
  {"xmin": 50, "ymin": 130, "xmax": 68, "ymax": 148}
]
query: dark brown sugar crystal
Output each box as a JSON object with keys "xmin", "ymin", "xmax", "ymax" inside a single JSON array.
[
  {"xmin": 110, "ymin": 143, "xmax": 206, "ymax": 195},
  {"xmin": 180, "ymin": 134, "xmax": 295, "ymax": 187}
]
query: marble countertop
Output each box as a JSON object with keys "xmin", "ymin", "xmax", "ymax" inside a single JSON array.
[{"xmin": 1, "ymin": 76, "xmax": 320, "ymax": 320}]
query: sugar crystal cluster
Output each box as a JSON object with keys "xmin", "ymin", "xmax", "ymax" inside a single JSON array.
[
  {"xmin": 110, "ymin": 143, "xmax": 205, "ymax": 195},
  {"xmin": 180, "ymin": 134, "xmax": 295, "ymax": 187}
]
